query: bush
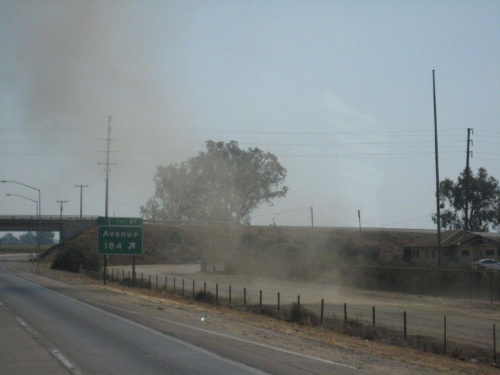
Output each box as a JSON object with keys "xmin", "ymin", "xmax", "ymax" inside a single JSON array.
[
  {"xmin": 286, "ymin": 303, "xmax": 319, "ymax": 325},
  {"xmin": 52, "ymin": 243, "xmax": 101, "ymax": 273},
  {"xmin": 195, "ymin": 291, "xmax": 216, "ymax": 303}
]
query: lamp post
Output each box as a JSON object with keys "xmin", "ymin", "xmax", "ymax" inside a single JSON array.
[
  {"xmin": 1, "ymin": 180, "xmax": 42, "ymax": 261},
  {"xmin": 6, "ymin": 193, "xmax": 39, "ymax": 260}
]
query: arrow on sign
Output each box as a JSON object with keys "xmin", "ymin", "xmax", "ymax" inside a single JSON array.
[{"xmin": 128, "ymin": 243, "xmax": 136, "ymax": 250}]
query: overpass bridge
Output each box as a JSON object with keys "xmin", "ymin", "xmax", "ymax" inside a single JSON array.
[{"xmin": 0, "ymin": 215, "xmax": 98, "ymax": 243}]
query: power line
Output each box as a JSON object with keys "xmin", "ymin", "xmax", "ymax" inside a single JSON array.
[
  {"xmin": 382, "ymin": 214, "xmax": 432, "ymax": 227},
  {"xmin": 0, "ymin": 126, "xmax": 466, "ymax": 136}
]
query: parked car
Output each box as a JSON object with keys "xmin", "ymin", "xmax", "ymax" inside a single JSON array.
[{"xmin": 471, "ymin": 259, "xmax": 500, "ymax": 271}]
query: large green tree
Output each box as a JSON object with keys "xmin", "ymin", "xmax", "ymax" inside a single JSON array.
[
  {"xmin": 141, "ymin": 141, "xmax": 288, "ymax": 224},
  {"xmin": 432, "ymin": 167, "xmax": 500, "ymax": 232}
]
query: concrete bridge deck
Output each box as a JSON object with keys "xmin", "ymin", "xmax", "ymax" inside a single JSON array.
[{"xmin": 0, "ymin": 216, "xmax": 98, "ymax": 242}]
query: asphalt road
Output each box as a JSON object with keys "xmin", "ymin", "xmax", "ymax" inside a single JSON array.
[{"xmin": 0, "ymin": 256, "xmax": 363, "ymax": 375}]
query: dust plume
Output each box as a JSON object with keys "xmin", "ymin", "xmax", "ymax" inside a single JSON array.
[{"xmin": 0, "ymin": 1, "xmax": 195, "ymax": 215}]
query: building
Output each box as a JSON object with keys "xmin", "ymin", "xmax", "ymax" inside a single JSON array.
[{"xmin": 404, "ymin": 230, "xmax": 500, "ymax": 266}]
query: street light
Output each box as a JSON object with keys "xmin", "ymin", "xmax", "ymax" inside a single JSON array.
[
  {"xmin": 1, "ymin": 180, "xmax": 42, "ymax": 261},
  {"xmin": 6, "ymin": 193, "xmax": 39, "ymax": 260}
]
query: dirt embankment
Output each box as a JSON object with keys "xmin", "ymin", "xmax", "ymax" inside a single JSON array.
[{"xmin": 47, "ymin": 224, "xmax": 431, "ymax": 266}]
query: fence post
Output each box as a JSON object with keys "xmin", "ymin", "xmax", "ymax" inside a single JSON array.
[
  {"xmin": 122, "ymin": 269, "xmax": 124, "ymax": 282},
  {"xmin": 373, "ymin": 306, "xmax": 376, "ymax": 328},
  {"xmin": 320, "ymin": 299, "xmax": 324, "ymax": 325},
  {"xmin": 128, "ymin": 270, "xmax": 130, "ymax": 283},
  {"xmin": 204, "ymin": 281, "xmax": 206, "ymax": 296},
  {"xmin": 164, "ymin": 276, "xmax": 167, "ymax": 292},
  {"xmin": 278, "ymin": 292, "xmax": 280, "ymax": 311},
  {"xmin": 174, "ymin": 277, "xmax": 176, "ymax": 293},
  {"xmin": 494, "ymin": 324, "xmax": 497, "ymax": 364},
  {"xmin": 216, "ymin": 284, "xmax": 218, "ymax": 303},
  {"xmin": 491, "ymin": 272, "xmax": 494, "ymax": 304},
  {"xmin": 403, "ymin": 311, "xmax": 407, "ymax": 340},
  {"xmin": 193, "ymin": 280, "xmax": 195, "ymax": 298},
  {"xmin": 182, "ymin": 278, "xmax": 185, "ymax": 296},
  {"xmin": 260, "ymin": 290, "xmax": 262, "ymax": 311},
  {"xmin": 148, "ymin": 275, "xmax": 151, "ymax": 289},
  {"xmin": 244, "ymin": 287, "xmax": 247, "ymax": 307},
  {"xmin": 229, "ymin": 285, "xmax": 231, "ymax": 305},
  {"xmin": 344, "ymin": 303, "xmax": 347, "ymax": 324},
  {"xmin": 141, "ymin": 273, "xmax": 143, "ymax": 287},
  {"xmin": 156, "ymin": 275, "xmax": 158, "ymax": 291},
  {"xmin": 469, "ymin": 271, "xmax": 472, "ymax": 303},
  {"xmin": 297, "ymin": 295, "xmax": 300, "ymax": 309},
  {"xmin": 444, "ymin": 316, "xmax": 447, "ymax": 354}
]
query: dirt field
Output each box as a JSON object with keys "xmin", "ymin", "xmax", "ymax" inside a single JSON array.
[{"xmin": 111, "ymin": 264, "xmax": 500, "ymax": 354}]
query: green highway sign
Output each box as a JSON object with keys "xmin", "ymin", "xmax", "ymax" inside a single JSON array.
[
  {"xmin": 97, "ymin": 217, "xmax": 143, "ymax": 226},
  {"xmin": 97, "ymin": 217, "xmax": 143, "ymax": 255}
]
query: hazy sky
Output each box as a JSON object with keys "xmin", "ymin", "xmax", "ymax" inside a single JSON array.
[{"xmin": 1, "ymin": 0, "xmax": 499, "ymax": 230}]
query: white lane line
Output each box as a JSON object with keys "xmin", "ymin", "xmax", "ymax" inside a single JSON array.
[
  {"xmin": 7, "ymin": 273, "xmax": 362, "ymax": 373},
  {"xmin": 51, "ymin": 350, "xmax": 82, "ymax": 375},
  {"xmin": 15, "ymin": 316, "xmax": 81, "ymax": 375},
  {"xmin": 15, "ymin": 317, "xmax": 39, "ymax": 338},
  {"xmin": 6, "ymin": 276, "xmax": 268, "ymax": 374},
  {"xmin": 152, "ymin": 316, "xmax": 365, "ymax": 372},
  {"xmin": 92, "ymin": 302, "xmax": 140, "ymax": 314}
]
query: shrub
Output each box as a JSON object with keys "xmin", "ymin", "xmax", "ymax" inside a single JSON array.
[
  {"xmin": 286, "ymin": 303, "xmax": 319, "ymax": 325},
  {"xmin": 52, "ymin": 243, "xmax": 101, "ymax": 273},
  {"xmin": 195, "ymin": 291, "xmax": 216, "ymax": 303}
]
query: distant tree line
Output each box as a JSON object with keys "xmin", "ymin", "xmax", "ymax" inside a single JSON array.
[{"xmin": 0, "ymin": 232, "xmax": 55, "ymax": 246}]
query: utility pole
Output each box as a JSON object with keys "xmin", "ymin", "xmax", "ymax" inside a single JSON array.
[
  {"xmin": 433, "ymin": 70, "xmax": 442, "ymax": 265},
  {"xmin": 75, "ymin": 184, "xmax": 88, "ymax": 219},
  {"xmin": 358, "ymin": 210, "xmax": 361, "ymax": 232},
  {"xmin": 99, "ymin": 116, "xmax": 116, "ymax": 217},
  {"xmin": 464, "ymin": 128, "xmax": 473, "ymax": 231},
  {"xmin": 56, "ymin": 200, "xmax": 68, "ymax": 220},
  {"xmin": 98, "ymin": 115, "xmax": 116, "ymax": 285}
]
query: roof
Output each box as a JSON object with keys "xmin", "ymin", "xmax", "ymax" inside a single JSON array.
[{"xmin": 405, "ymin": 230, "xmax": 500, "ymax": 248}]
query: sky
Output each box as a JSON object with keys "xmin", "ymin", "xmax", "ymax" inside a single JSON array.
[{"xmin": 0, "ymin": 0, "xmax": 499, "ymax": 231}]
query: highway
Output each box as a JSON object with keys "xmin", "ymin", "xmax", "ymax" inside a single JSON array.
[{"xmin": 0, "ymin": 255, "xmax": 363, "ymax": 375}]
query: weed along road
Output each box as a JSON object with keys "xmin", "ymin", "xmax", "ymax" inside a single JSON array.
[{"xmin": 0, "ymin": 256, "xmax": 363, "ymax": 375}]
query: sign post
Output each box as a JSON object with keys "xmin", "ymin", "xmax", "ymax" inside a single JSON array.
[{"xmin": 97, "ymin": 217, "xmax": 143, "ymax": 284}]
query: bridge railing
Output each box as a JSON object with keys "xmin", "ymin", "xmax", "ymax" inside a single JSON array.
[{"xmin": 0, "ymin": 215, "xmax": 99, "ymax": 221}]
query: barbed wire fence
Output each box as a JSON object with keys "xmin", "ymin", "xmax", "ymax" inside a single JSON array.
[{"xmin": 102, "ymin": 267, "xmax": 498, "ymax": 365}]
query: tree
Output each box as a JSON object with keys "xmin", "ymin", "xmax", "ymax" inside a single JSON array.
[
  {"xmin": 17, "ymin": 232, "xmax": 55, "ymax": 245},
  {"xmin": 40, "ymin": 232, "xmax": 55, "ymax": 245},
  {"xmin": 432, "ymin": 167, "xmax": 500, "ymax": 232},
  {"xmin": 141, "ymin": 140, "xmax": 288, "ymax": 224},
  {"xmin": 19, "ymin": 232, "xmax": 36, "ymax": 245},
  {"xmin": 0, "ymin": 233, "xmax": 21, "ymax": 245}
]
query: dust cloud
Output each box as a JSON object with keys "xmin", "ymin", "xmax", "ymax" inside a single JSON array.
[{"xmin": 0, "ymin": 1, "xmax": 197, "ymax": 216}]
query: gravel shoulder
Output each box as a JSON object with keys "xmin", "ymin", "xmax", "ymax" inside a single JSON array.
[{"xmin": 10, "ymin": 261, "xmax": 499, "ymax": 375}]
